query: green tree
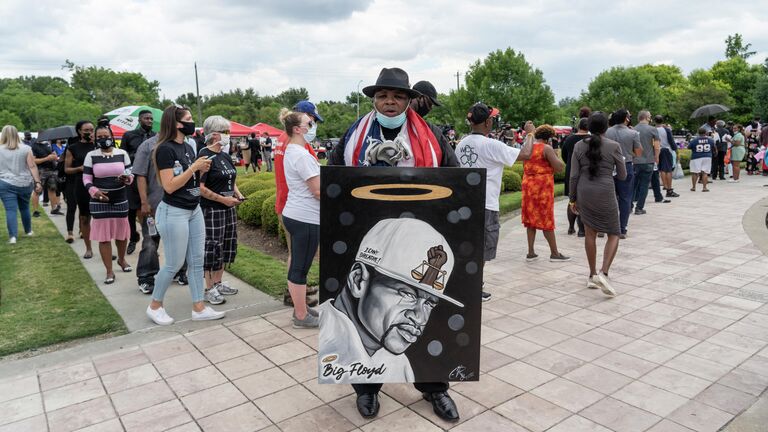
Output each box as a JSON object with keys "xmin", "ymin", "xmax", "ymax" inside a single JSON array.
[
  {"xmin": 583, "ymin": 66, "xmax": 664, "ymax": 116},
  {"xmin": 754, "ymin": 75, "xmax": 768, "ymax": 122},
  {"xmin": 68, "ymin": 62, "xmax": 161, "ymax": 112},
  {"xmin": 275, "ymin": 87, "xmax": 309, "ymax": 108},
  {"xmin": 462, "ymin": 48, "xmax": 555, "ymax": 126},
  {"xmin": 725, "ymin": 33, "xmax": 756, "ymax": 59},
  {"xmin": 710, "ymin": 57, "xmax": 765, "ymax": 121},
  {"xmin": 668, "ymin": 85, "xmax": 734, "ymax": 130},
  {"xmin": 0, "ymin": 110, "xmax": 25, "ymax": 130}
]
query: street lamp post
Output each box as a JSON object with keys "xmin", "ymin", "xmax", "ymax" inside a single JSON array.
[{"xmin": 356, "ymin": 79, "xmax": 363, "ymax": 119}]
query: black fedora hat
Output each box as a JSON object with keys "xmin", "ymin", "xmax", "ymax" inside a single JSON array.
[{"xmin": 362, "ymin": 67, "xmax": 422, "ymax": 99}]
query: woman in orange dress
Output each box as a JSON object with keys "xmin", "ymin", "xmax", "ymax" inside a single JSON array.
[{"xmin": 519, "ymin": 125, "xmax": 568, "ymax": 262}]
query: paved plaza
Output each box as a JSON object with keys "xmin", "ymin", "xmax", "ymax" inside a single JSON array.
[{"xmin": 1, "ymin": 174, "xmax": 767, "ymax": 432}]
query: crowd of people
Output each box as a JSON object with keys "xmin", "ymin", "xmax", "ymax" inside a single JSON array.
[{"xmin": 2, "ymin": 64, "xmax": 768, "ymax": 425}]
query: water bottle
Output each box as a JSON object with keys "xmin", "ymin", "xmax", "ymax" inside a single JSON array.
[
  {"xmin": 146, "ymin": 216, "xmax": 157, "ymax": 236},
  {"xmin": 172, "ymin": 160, "xmax": 182, "ymax": 176}
]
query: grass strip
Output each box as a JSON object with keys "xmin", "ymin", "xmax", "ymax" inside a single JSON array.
[{"xmin": 0, "ymin": 207, "xmax": 126, "ymax": 356}]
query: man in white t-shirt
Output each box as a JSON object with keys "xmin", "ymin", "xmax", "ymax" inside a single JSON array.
[{"xmin": 455, "ymin": 103, "xmax": 533, "ymax": 301}]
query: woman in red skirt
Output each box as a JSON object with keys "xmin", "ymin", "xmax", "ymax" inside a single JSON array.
[{"xmin": 519, "ymin": 125, "xmax": 569, "ymax": 262}]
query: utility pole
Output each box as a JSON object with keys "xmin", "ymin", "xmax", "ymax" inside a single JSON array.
[
  {"xmin": 456, "ymin": 71, "xmax": 460, "ymax": 92},
  {"xmin": 194, "ymin": 62, "xmax": 203, "ymax": 122},
  {"xmin": 356, "ymin": 79, "xmax": 363, "ymax": 119}
]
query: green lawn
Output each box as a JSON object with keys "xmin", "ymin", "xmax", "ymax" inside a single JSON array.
[
  {"xmin": 0, "ymin": 207, "xmax": 126, "ymax": 356},
  {"xmin": 229, "ymin": 244, "xmax": 319, "ymax": 297}
]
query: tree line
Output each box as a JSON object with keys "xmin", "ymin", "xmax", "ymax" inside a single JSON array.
[{"xmin": 2, "ymin": 34, "xmax": 765, "ymax": 138}]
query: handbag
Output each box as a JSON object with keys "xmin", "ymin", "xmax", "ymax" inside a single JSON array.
[{"xmin": 724, "ymin": 148, "xmax": 731, "ymax": 165}]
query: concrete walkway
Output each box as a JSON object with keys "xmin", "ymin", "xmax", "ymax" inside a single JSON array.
[
  {"xmin": 44, "ymin": 205, "xmax": 283, "ymax": 331},
  {"xmin": 1, "ymin": 174, "xmax": 767, "ymax": 432}
]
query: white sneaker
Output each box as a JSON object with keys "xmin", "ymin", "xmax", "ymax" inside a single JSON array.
[
  {"xmin": 587, "ymin": 276, "xmax": 599, "ymax": 289},
  {"xmin": 596, "ymin": 273, "xmax": 616, "ymax": 297},
  {"xmin": 8, "ymin": 237, "xmax": 16, "ymax": 244},
  {"xmin": 25, "ymin": 231, "xmax": 33, "ymax": 236},
  {"xmin": 146, "ymin": 305, "xmax": 174, "ymax": 326},
  {"xmin": 192, "ymin": 306, "xmax": 225, "ymax": 321}
]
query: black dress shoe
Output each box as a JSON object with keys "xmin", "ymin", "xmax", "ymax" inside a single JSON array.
[
  {"xmin": 423, "ymin": 391, "xmax": 460, "ymax": 422},
  {"xmin": 127, "ymin": 241, "xmax": 136, "ymax": 255},
  {"xmin": 356, "ymin": 393, "xmax": 380, "ymax": 418}
]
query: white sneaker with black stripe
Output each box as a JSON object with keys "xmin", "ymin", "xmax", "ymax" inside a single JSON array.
[{"xmin": 216, "ymin": 281, "xmax": 238, "ymax": 295}]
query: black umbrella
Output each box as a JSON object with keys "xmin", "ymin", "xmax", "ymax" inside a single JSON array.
[
  {"xmin": 38, "ymin": 125, "xmax": 77, "ymax": 141},
  {"xmin": 690, "ymin": 104, "xmax": 730, "ymax": 119}
]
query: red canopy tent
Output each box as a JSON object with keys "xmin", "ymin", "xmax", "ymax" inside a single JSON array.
[
  {"xmin": 230, "ymin": 121, "xmax": 257, "ymax": 137},
  {"xmin": 251, "ymin": 123, "xmax": 283, "ymax": 137}
]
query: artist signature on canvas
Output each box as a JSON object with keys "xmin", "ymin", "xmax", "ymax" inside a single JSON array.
[
  {"xmin": 449, "ymin": 365, "xmax": 475, "ymax": 381},
  {"xmin": 322, "ymin": 362, "xmax": 388, "ymax": 381}
]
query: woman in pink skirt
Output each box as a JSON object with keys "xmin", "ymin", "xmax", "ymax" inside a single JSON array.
[{"xmin": 83, "ymin": 125, "xmax": 134, "ymax": 283}]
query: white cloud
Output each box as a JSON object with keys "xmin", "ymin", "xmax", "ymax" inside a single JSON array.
[{"xmin": 1, "ymin": 0, "xmax": 767, "ymax": 106}]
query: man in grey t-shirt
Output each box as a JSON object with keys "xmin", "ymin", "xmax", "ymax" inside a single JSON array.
[
  {"xmin": 606, "ymin": 109, "xmax": 642, "ymax": 237},
  {"xmin": 632, "ymin": 111, "xmax": 660, "ymax": 214},
  {"xmin": 132, "ymin": 135, "xmax": 169, "ymax": 294}
]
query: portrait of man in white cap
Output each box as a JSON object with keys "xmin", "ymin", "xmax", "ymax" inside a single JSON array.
[{"xmin": 318, "ymin": 218, "xmax": 463, "ymax": 384}]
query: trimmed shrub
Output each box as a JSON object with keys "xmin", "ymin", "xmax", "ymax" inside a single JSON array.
[
  {"xmin": 554, "ymin": 165, "xmax": 566, "ymax": 183},
  {"xmin": 261, "ymin": 194, "xmax": 279, "ymax": 234},
  {"xmin": 502, "ymin": 169, "xmax": 522, "ymax": 192},
  {"xmin": 511, "ymin": 163, "xmax": 524, "ymax": 177},
  {"xmin": 278, "ymin": 221, "xmax": 287, "ymax": 246},
  {"xmin": 236, "ymin": 189, "xmax": 276, "ymax": 226},
  {"xmin": 677, "ymin": 149, "xmax": 691, "ymax": 170},
  {"xmin": 239, "ymin": 179, "xmax": 276, "ymax": 196}
]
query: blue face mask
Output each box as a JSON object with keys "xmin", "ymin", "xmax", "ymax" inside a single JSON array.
[{"xmin": 376, "ymin": 110, "xmax": 407, "ymax": 129}]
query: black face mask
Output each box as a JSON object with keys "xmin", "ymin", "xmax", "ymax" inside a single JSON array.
[
  {"xmin": 141, "ymin": 122, "xmax": 153, "ymax": 132},
  {"xmin": 82, "ymin": 132, "xmax": 92, "ymax": 141},
  {"xmin": 414, "ymin": 104, "xmax": 431, "ymax": 118},
  {"xmin": 96, "ymin": 138, "xmax": 113, "ymax": 149},
  {"xmin": 178, "ymin": 121, "xmax": 195, "ymax": 136}
]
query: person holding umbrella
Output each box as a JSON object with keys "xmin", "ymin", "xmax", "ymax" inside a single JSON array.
[{"xmin": 64, "ymin": 120, "xmax": 97, "ymax": 255}]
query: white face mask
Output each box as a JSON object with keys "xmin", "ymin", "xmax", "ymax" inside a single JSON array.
[
  {"xmin": 303, "ymin": 123, "xmax": 317, "ymax": 143},
  {"xmin": 219, "ymin": 133, "xmax": 230, "ymax": 147}
]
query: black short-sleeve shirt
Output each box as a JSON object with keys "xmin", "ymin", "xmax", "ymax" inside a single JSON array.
[
  {"xmin": 155, "ymin": 140, "xmax": 200, "ymax": 210},
  {"xmin": 31, "ymin": 141, "xmax": 56, "ymax": 170},
  {"xmin": 199, "ymin": 148, "xmax": 238, "ymax": 209}
]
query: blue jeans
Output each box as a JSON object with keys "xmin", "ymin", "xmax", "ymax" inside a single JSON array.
[
  {"xmin": 613, "ymin": 162, "xmax": 634, "ymax": 234},
  {"xmin": 0, "ymin": 180, "xmax": 33, "ymax": 238},
  {"xmin": 152, "ymin": 202, "xmax": 205, "ymax": 303},
  {"xmin": 632, "ymin": 163, "xmax": 654, "ymax": 211}
]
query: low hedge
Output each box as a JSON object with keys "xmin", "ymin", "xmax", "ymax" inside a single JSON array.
[
  {"xmin": 502, "ymin": 169, "xmax": 522, "ymax": 192},
  {"xmin": 237, "ymin": 189, "xmax": 276, "ymax": 226},
  {"xmin": 239, "ymin": 179, "xmax": 276, "ymax": 196},
  {"xmin": 236, "ymin": 171, "xmax": 275, "ymax": 187},
  {"xmin": 261, "ymin": 194, "xmax": 279, "ymax": 234},
  {"xmin": 677, "ymin": 149, "xmax": 691, "ymax": 170}
]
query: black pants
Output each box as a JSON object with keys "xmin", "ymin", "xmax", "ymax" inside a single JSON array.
[
  {"xmin": 128, "ymin": 208, "xmax": 140, "ymax": 243},
  {"xmin": 136, "ymin": 215, "xmax": 186, "ymax": 285},
  {"xmin": 711, "ymin": 152, "xmax": 726, "ymax": 179},
  {"xmin": 283, "ymin": 216, "xmax": 319, "ymax": 285},
  {"xmin": 352, "ymin": 382, "xmax": 448, "ymax": 396},
  {"xmin": 651, "ymin": 170, "xmax": 664, "ymax": 202},
  {"xmin": 747, "ymin": 154, "xmax": 759, "ymax": 172}
]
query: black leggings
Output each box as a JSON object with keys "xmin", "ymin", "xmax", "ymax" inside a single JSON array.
[
  {"xmin": 64, "ymin": 177, "xmax": 90, "ymax": 232},
  {"xmin": 283, "ymin": 216, "xmax": 319, "ymax": 285}
]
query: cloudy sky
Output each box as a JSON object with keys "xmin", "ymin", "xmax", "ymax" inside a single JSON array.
[{"xmin": 2, "ymin": 0, "xmax": 767, "ymax": 103}]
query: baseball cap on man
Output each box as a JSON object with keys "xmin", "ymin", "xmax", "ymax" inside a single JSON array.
[
  {"xmin": 412, "ymin": 81, "xmax": 442, "ymax": 106},
  {"xmin": 294, "ymin": 100, "xmax": 324, "ymax": 123},
  {"xmin": 354, "ymin": 218, "xmax": 464, "ymax": 308},
  {"xmin": 467, "ymin": 103, "xmax": 500, "ymax": 124}
]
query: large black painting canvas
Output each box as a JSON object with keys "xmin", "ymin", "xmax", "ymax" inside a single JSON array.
[{"xmin": 318, "ymin": 166, "xmax": 485, "ymax": 384}]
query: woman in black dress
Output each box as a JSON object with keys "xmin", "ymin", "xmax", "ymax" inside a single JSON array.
[{"xmin": 64, "ymin": 120, "xmax": 97, "ymax": 257}]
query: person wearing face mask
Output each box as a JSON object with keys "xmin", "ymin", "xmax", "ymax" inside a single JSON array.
[
  {"xmin": 260, "ymin": 131, "xmax": 273, "ymax": 172},
  {"xmin": 328, "ymin": 68, "xmax": 460, "ymax": 424},
  {"xmin": 83, "ymin": 125, "xmax": 134, "ymax": 284},
  {"xmin": 409, "ymin": 80, "xmax": 459, "ymax": 167},
  {"xmin": 274, "ymin": 100, "xmax": 323, "ymax": 308},
  {"xmin": 64, "ymin": 120, "xmax": 97, "ymax": 256},
  {"xmin": 146, "ymin": 105, "xmax": 222, "ymax": 326},
  {"xmin": 120, "ymin": 110, "xmax": 156, "ymax": 255},
  {"xmin": 279, "ymin": 108, "xmax": 321, "ymax": 328},
  {"xmin": 198, "ymin": 116, "xmax": 244, "ymax": 304}
]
